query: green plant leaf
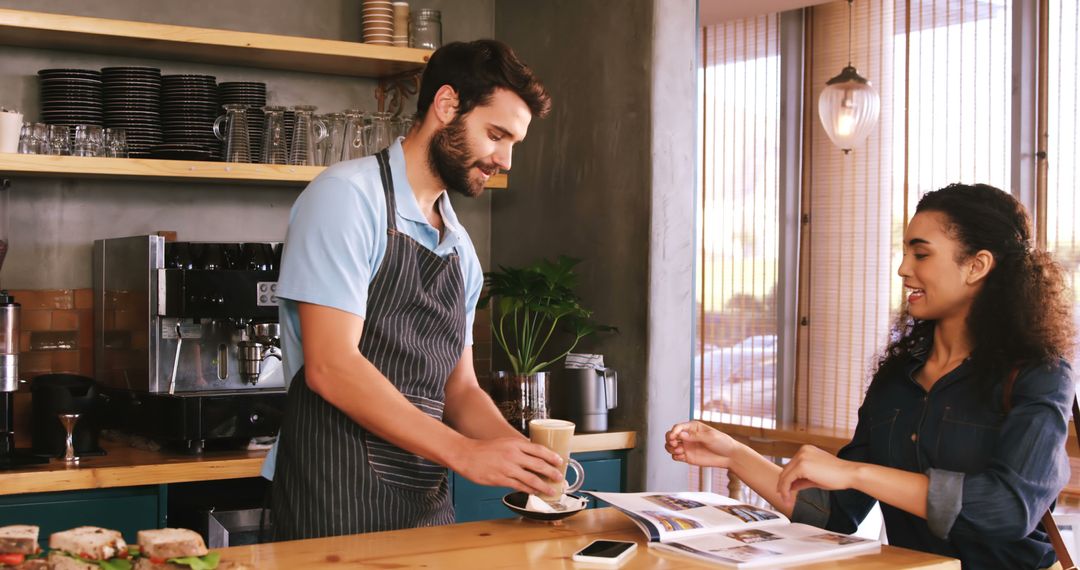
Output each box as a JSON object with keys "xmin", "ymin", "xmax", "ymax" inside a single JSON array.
[{"xmin": 484, "ymin": 256, "xmax": 615, "ymax": 374}]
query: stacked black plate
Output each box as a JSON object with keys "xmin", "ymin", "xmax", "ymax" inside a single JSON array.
[
  {"xmin": 38, "ymin": 69, "xmax": 103, "ymax": 128},
  {"xmin": 158, "ymin": 74, "xmax": 220, "ymax": 161},
  {"xmin": 219, "ymin": 82, "xmax": 266, "ymax": 161},
  {"xmin": 102, "ymin": 67, "xmax": 163, "ymax": 158}
]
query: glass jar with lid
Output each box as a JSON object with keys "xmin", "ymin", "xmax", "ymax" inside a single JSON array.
[{"xmin": 410, "ymin": 9, "xmax": 441, "ymax": 50}]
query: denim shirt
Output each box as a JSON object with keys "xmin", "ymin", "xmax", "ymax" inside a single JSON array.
[{"xmin": 792, "ymin": 349, "xmax": 1074, "ymax": 569}]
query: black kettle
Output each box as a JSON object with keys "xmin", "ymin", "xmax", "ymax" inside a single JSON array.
[{"xmin": 30, "ymin": 374, "xmax": 106, "ymax": 457}]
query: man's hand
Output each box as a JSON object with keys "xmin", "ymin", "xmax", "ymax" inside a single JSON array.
[
  {"xmin": 451, "ymin": 437, "xmax": 566, "ymax": 497},
  {"xmin": 665, "ymin": 421, "xmax": 742, "ymax": 468}
]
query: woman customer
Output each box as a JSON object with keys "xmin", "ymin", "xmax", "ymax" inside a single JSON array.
[{"xmin": 667, "ymin": 183, "xmax": 1076, "ymax": 569}]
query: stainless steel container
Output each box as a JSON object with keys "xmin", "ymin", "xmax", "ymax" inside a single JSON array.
[{"xmin": 557, "ymin": 368, "xmax": 618, "ymax": 433}]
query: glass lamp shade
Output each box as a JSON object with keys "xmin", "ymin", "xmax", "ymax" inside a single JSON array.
[{"xmin": 818, "ymin": 66, "xmax": 880, "ymax": 153}]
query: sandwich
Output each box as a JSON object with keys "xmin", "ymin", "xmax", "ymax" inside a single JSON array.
[
  {"xmin": 0, "ymin": 525, "xmax": 45, "ymax": 569},
  {"xmin": 132, "ymin": 529, "xmax": 237, "ymax": 570},
  {"xmin": 48, "ymin": 526, "xmax": 132, "ymax": 570}
]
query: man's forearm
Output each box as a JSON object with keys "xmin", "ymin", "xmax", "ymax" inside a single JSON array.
[
  {"xmin": 308, "ymin": 351, "xmax": 470, "ymax": 468},
  {"xmin": 444, "ymin": 383, "xmax": 523, "ymax": 440}
]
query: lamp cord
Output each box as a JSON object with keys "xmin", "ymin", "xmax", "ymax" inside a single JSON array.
[{"xmin": 847, "ymin": 0, "xmax": 854, "ymax": 67}]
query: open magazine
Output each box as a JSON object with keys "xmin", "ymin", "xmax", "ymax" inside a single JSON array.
[{"xmin": 585, "ymin": 491, "xmax": 879, "ymax": 568}]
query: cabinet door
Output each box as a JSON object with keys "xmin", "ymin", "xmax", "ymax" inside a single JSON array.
[
  {"xmin": 0, "ymin": 486, "xmax": 166, "ymax": 549},
  {"xmin": 452, "ymin": 451, "xmax": 625, "ymax": 523}
]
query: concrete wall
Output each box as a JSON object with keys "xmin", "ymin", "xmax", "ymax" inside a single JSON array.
[
  {"xmin": 0, "ymin": 0, "xmax": 495, "ymax": 289},
  {"xmin": 492, "ymin": 0, "xmax": 696, "ymax": 490}
]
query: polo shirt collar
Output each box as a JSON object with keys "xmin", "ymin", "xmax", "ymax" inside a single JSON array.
[{"xmin": 387, "ymin": 137, "xmax": 466, "ymax": 247}]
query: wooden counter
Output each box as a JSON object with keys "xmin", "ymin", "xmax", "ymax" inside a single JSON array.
[
  {"xmin": 0, "ymin": 431, "xmax": 636, "ymax": 496},
  {"xmin": 216, "ymin": 507, "xmax": 959, "ymax": 569}
]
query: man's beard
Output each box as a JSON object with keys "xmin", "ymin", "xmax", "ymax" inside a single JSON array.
[{"xmin": 428, "ymin": 116, "xmax": 490, "ymax": 198}]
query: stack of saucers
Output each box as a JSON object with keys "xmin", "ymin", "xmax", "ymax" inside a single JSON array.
[
  {"xmin": 219, "ymin": 82, "xmax": 267, "ymax": 161},
  {"xmin": 101, "ymin": 67, "xmax": 163, "ymax": 158},
  {"xmin": 158, "ymin": 74, "xmax": 220, "ymax": 161},
  {"xmin": 362, "ymin": 0, "xmax": 394, "ymax": 45},
  {"xmin": 38, "ymin": 69, "xmax": 103, "ymax": 129}
]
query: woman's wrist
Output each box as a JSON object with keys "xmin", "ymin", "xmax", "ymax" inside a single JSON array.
[{"xmin": 726, "ymin": 440, "xmax": 755, "ymax": 475}]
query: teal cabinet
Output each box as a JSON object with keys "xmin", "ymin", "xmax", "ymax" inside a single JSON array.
[
  {"xmin": 451, "ymin": 450, "xmax": 626, "ymax": 523},
  {"xmin": 0, "ymin": 485, "xmax": 167, "ymax": 549}
]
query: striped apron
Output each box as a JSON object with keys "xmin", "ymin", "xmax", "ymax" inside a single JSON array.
[{"xmin": 271, "ymin": 149, "xmax": 466, "ymax": 540}]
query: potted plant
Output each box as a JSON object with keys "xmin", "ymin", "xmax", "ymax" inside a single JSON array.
[{"xmin": 479, "ymin": 256, "xmax": 615, "ymax": 431}]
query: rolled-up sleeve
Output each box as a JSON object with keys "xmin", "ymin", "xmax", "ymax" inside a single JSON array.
[
  {"xmin": 926, "ymin": 468, "xmax": 964, "ymax": 538},
  {"xmin": 943, "ymin": 363, "xmax": 1074, "ymax": 541}
]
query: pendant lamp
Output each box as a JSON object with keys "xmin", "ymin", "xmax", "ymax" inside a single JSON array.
[{"xmin": 818, "ymin": 0, "xmax": 880, "ymax": 153}]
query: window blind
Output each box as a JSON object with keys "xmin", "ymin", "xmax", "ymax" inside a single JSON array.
[
  {"xmin": 798, "ymin": 0, "xmax": 1013, "ymax": 432},
  {"xmin": 696, "ymin": 14, "xmax": 781, "ymax": 431}
]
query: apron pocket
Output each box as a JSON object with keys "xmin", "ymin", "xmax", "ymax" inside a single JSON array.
[{"xmin": 364, "ymin": 394, "xmax": 447, "ymax": 492}]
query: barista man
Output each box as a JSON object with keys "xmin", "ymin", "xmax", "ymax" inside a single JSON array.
[{"xmin": 263, "ymin": 40, "xmax": 564, "ymax": 540}]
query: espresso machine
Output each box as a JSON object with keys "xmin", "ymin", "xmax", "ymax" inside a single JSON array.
[{"xmin": 94, "ymin": 235, "xmax": 286, "ymax": 452}]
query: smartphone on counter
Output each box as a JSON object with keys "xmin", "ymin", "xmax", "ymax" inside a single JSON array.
[{"xmin": 571, "ymin": 540, "xmax": 637, "ymax": 565}]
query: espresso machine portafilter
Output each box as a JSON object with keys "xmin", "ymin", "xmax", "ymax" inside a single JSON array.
[{"xmin": 238, "ymin": 322, "xmax": 281, "ymax": 384}]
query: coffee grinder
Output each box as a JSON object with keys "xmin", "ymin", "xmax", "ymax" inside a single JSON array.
[{"xmin": 0, "ymin": 179, "xmax": 48, "ymax": 469}]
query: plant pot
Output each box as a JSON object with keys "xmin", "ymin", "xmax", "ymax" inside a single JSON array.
[{"xmin": 490, "ymin": 371, "xmax": 550, "ymax": 433}]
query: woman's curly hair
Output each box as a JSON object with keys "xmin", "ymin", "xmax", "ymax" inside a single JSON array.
[{"xmin": 873, "ymin": 183, "xmax": 1075, "ymax": 387}]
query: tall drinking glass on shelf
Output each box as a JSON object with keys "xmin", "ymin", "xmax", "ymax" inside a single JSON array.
[
  {"xmin": 342, "ymin": 109, "xmax": 369, "ymax": 161},
  {"xmin": 260, "ymin": 106, "xmax": 288, "ymax": 165},
  {"xmin": 287, "ymin": 106, "xmax": 328, "ymax": 166},
  {"xmin": 213, "ymin": 105, "xmax": 252, "ymax": 163},
  {"xmin": 323, "ymin": 112, "xmax": 347, "ymax": 166},
  {"xmin": 368, "ymin": 112, "xmax": 393, "ymax": 154}
]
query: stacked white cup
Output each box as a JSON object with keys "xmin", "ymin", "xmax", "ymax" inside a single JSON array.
[{"xmin": 0, "ymin": 109, "xmax": 23, "ymax": 154}]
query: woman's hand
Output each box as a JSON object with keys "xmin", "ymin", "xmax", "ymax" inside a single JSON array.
[
  {"xmin": 665, "ymin": 421, "xmax": 741, "ymax": 468},
  {"xmin": 776, "ymin": 445, "xmax": 860, "ymax": 504}
]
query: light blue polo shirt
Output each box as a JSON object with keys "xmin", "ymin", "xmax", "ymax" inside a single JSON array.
[{"xmin": 261, "ymin": 138, "xmax": 483, "ymax": 480}]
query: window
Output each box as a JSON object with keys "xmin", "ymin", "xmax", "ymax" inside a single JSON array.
[
  {"xmin": 799, "ymin": 0, "xmax": 1013, "ymax": 432},
  {"xmin": 1043, "ymin": 0, "xmax": 1080, "ymax": 489},
  {"xmin": 696, "ymin": 14, "xmax": 781, "ymax": 433}
]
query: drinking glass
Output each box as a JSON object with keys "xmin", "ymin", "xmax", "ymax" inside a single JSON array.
[
  {"xmin": 17, "ymin": 122, "xmax": 33, "ymax": 154},
  {"xmin": 287, "ymin": 105, "xmax": 328, "ymax": 166},
  {"xmin": 73, "ymin": 125, "xmax": 103, "ymax": 157},
  {"xmin": 342, "ymin": 109, "xmax": 369, "ymax": 160},
  {"xmin": 368, "ymin": 112, "xmax": 393, "ymax": 154},
  {"xmin": 103, "ymin": 128, "xmax": 127, "ymax": 158},
  {"xmin": 47, "ymin": 125, "xmax": 71, "ymax": 155},
  {"xmin": 323, "ymin": 112, "xmax": 347, "ymax": 166},
  {"xmin": 259, "ymin": 106, "xmax": 288, "ymax": 165},
  {"xmin": 213, "ymin": 104, "xmax": 252, "ymax": 163}
]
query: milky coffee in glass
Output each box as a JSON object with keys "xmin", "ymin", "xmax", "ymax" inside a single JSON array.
[{"xmin": 528, "ymin": 419, "xmax": 584, "ymax": 501}]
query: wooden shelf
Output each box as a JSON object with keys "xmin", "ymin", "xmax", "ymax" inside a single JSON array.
[
  {"xmin": 0, "ymin": 8, "xmax": 431, "ymax": 78},
  {"xmin": 0, "ymin": 153, "xmax": 509, "ymax": 189}
]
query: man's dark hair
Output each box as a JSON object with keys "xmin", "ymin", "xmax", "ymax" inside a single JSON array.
[{"xmin": 415, "ymin": 39, "xmax": 551, "ymax": 121}]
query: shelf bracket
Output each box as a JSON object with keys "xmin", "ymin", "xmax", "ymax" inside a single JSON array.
[{"xmin": 376, "ymin": 70, "xmax": 422, "ymax": 117}]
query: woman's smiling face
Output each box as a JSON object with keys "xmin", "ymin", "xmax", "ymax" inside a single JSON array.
[{"xmin": 897, "ymin": 211, "xmax": 987, "ymax": 323}]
